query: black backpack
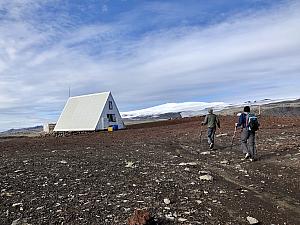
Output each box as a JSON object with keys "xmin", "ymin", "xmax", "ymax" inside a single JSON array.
[{"xmin": 247, "ymin": 114, "xmax": 259, "ymax": 131}]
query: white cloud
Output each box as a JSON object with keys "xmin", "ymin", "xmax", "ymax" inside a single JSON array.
[{"xmin": 0, "ymin": 1, "xmax": 299, "ymax": 130}]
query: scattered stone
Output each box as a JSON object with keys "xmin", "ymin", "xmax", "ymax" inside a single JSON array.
[
  {"xmin": 165, "ymin": 214, "xmax": 175, "ymax": 221},
  {"xmin": 1, "ymin": 192, "xmax": 13, "ymax": 197},
  {"xmin": 178, "ymin": 162, "xmax": 197, "ymax": 166},
  {"xmin": 220, "ymin": 160, "xmax": 229, "ymax": 164},
  {"xmin": 59, "ymin": 160, "xmax": 67, "ymax": 164},
  {"xmin": 239, "ymin": 169, "xmax": 248, "ymax": 174},
  {"xmin": 11, "ymin": 219, "xmax": 20, "ymax": 225},
  {"xmin": 246, "ymin": 216, "xmax": 259, "ymax": 224},
  {"xmin": 198, "ymin": 170, "xmax": 210, "ymax": 174},
  {"xmin": 199, "ymin": 175, "xmax": 213, "ymax": 181},
  {"xmin": 11, "ymin": 218, "xmax": 30, "ymax": 225},
  {"xmin": 178, "ymin": 218, "xmax": 187, "ymax": 222},
  {"xmin": 12, "ymin": 203, "xmax": 23, "ymax": 207},
  {"xmin": 164, "ymin": 198, "xmax": 171, "ymax": 205},
  {"xmin": 125, "ymin": 161, "xmax": 135, "ymax": 168},
  {"xmin": 200, "ymin": 151, "xmax": 211, "ymax": 155}
]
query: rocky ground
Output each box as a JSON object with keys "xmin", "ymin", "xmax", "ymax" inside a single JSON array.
[{"xmin": 0, "ymin": 116, "xmax": 299, "ymax": 225}]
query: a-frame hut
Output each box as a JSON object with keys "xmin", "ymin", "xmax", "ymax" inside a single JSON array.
[{"xmin": 54, "ymin": 92, "xmax": 125, "ymax": 132}]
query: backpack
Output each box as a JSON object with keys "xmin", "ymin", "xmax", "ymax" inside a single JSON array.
[{"xmin": 247, "ymin": 113, "xmax": 259, "ymax": 131}]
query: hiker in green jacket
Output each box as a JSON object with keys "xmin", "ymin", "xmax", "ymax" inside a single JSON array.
[{"xmin": 202, "ymin": 108, "xmax": 220, "ymax": 149}]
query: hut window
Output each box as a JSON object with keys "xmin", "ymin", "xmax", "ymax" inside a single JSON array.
[
  {"xmin": 109, "ymin": 101, "xmax": 113, "ymax": 110},
  {"xmin": 107, "ymin": 114, "xmax": 116, "ymax": 122}
]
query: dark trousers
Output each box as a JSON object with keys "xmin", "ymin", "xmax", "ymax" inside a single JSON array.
[
  {"xmin": 207, "ymin": 127, "xmax": 216, "ymax": 145},
  {"xmin": 241, "ymin": 128, "xmax": 256, "ymax": 158}
]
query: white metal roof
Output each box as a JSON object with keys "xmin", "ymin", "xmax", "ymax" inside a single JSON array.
[{"xmin": 54, "ymin": 92, "xmax": 110, "ymax": 131}]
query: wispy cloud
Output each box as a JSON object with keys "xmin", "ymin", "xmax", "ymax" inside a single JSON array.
[{"xmin": 0, "ymin": 0, "xmax": 299, "ymax": 130}]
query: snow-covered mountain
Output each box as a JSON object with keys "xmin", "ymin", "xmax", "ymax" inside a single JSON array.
[
  {"xmin": 121, "ymin": 98, "xmax": 299, "ymax": 119},
  {"xmin": 121, "ymin": 102, "xmax": 232, "ymax": 118}
]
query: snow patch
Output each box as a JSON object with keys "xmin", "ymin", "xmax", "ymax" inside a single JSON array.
[{"xmin": 121, "ymin": 102, "xmax": 230, "ymax": 118}]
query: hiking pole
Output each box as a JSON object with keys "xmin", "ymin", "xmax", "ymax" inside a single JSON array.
[
  {"xmin": 230, "ymin": 126, "xmax": 237, "ymax": 150},
  {"xmin": 199, "ymin": 125, "xmax": 203, "ymax": 145}
]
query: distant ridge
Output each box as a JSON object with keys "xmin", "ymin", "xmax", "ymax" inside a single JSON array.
[{"xmin": 0, "ymin": 125, "xmax": 43, "ymax": 137}]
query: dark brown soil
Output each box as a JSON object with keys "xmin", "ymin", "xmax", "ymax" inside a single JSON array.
[{"xmin": 0, "ymin": 116, "xmax": 299, "ymax": 225}]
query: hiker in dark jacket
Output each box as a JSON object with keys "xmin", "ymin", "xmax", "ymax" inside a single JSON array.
[
  {"xmin": 236, "ymin": 106, "xmax": 259, "ymax": 161},
  {"xmin": 202, "ymin": 108, "xmax": 220, "ymax": 149}
]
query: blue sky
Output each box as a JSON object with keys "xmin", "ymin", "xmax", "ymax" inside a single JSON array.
[{"xmin": 0, "ymin": 0, "xmax": 299, "ymax": 131}]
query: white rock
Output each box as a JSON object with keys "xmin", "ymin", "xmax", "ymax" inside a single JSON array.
[
  {"xmin": 178, "ymin": 218, "xmax": 187, "ymax": 222},
  {"xmin": 187, "ymin": 162, "xmax": 197, "ymax": 166},
  {"xmin": 164, "ymin": 198, "xmax": 171, "ymax": 204},
  {"xmin": 11, "ymin": 219, "xmax": 20, "ymax": 225},
  {"xmin": 125, "ymin": 161, "xmax": 134, "ymax": 168},
  {"xmin": 200, "ymin": 151, "xmax": 211, "ymax": 155},
  {"xmin": 12, "ymin": 203, "xmax": 23, "ymax": 207},
  {"xmin": 59, "ymin": 160, "xmax": 67, "ymax": 164},
  {"xmin": 247, "ymin": 216, "xmax": 259, "ymax": 224},
  {"xmin": 198, "ymin": 170, "xmax": 210, "ymax": 174},
  {"xmin": 165, "ymin": 214, "xmax": 175, "ymax": 220},
  {"xmin": 220, "ymin": 160, "xmax": 229, "ymax": 164},
  {"xmin": 179, "ymin": 162, "xmax": 197, "ymax": 166},
  {"xmin": 199, "ymin": 175, "xmax": 213, "ymax": 181},
  {"xmin": 196, "ymin": 200, "xmax": 202, "ymax": 204}
]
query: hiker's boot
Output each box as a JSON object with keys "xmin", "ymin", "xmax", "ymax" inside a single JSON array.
[
  {"xmin": 250, "ymin": 156, "xmax": 257, "ymax": 162},
  {"xmin": 244, "ymin": 153, "xmax": 250, "ymax": 159}
]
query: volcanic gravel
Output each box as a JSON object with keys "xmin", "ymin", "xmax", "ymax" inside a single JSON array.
[{"xmin": 0, "ymin": 116, "xmax": 299, "ymax": 225}]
